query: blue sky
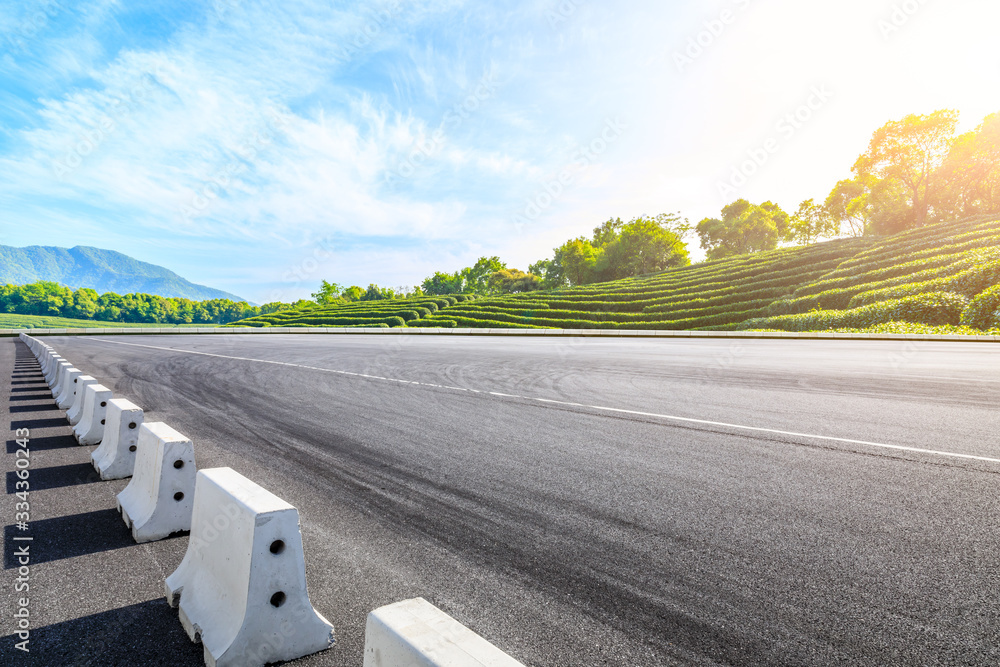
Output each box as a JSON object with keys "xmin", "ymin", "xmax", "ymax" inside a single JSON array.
[{"xmin": 1, "ymin": 0, "xmax": 999, "ymax": 303}]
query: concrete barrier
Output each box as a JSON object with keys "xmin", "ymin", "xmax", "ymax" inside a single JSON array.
[
  {"xmin": 41, "ymin": 352, "xmax": 59, "ymax": 381},
  {"xmin": 41, "ymin": 350, "xmax": 60, "ymax": 380},
  {"xmin": 165, "ymin": 467, "xmax": 334, "ymax": 667},
  {"xmin": 65, "ymin": 375, "xmax": 98, "ymax": 425},
  {"xmin": 117, "ymin": 422, "xmax": 197, "ymax": 543},
  {"xmin": 363, "ymin": 597, "xmax": 526, "ymax": 667},
  {"xmin": 49, "ymin": 361, "xmax": 73, "ymax": 397},
  {"xmin": 54, "ymin": 368, "xmax": 83, "ymax": 409},
  {"xmin": 73, "ymin": 383, "xmax": 113, "ymax": 445},
  {"xmin": 91, "ymin": 399, "xmax": 145, "ymax": 480}
]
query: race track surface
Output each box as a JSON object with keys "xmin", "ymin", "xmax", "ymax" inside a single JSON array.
[{"xmin": 3, "ymin": 334, "xmax": 999, "ymax": 666}]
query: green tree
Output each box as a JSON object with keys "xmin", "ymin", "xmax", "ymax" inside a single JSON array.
[
  {"xmin": 696, "ymin": 200, "xmax": 790, "ymax": 259},
  {"xmin": 554, "ymin": 238, "xmax": 599, "ymax": 286},
  {"xmin": 824, "ymin": 178, "xmax": 876, "ymax": 237},
  {"xmin": 341, "ymin": 286, "xmax": 364, "ymax": 301},
  {"xmin": 460, "ymin": 256, "xmax": 507, "ymax": 295},
  {"xmin": 488, "ymin": 269, "xmax": 541, "ymax": 294},
  {"xmin": 853, "ymin": 109, "xmax": 958, "ymax": 230},
  {"xmin": 311, "ymin": 280, "xmax": 342, "ymax": 305},
  {"xmin": 421, "ymin": 271, "xmax": 464, "ymax": 295},
  {"xmin": 596, "ymin": 218, "xmax": 689, "ymax": 279},
  {"xmin": 527, "ymin": 258, "xmax": 563, "ymax": 289},
  {"xmin": 360, "ymin": 284, "xmax": 395, "ymax": 301},
  {"xmin": 933, "ymin": 111, "xmax": 1000, "ymax": 219},
  {"xmin": 790, "ymin": 199, "xmax": 839, "ymax": 245}
]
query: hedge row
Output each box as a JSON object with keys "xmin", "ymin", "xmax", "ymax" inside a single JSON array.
[
  {"xmin": 771, "ymin": 248, "xmax": 1000, "ymax": 314},
  {"xmin": 832, "ymin": 216, "xmax": 1000, "ymax": 272},
  {"xmin": 250, "ymin": 309, "xmax": 423, "ymax": 323},
  {"xmin": 821, "ymin": 228, "xmax": 1000, "ymax": 281},
  {"xmin": 535, "ymin": 240, "xmax": 860, "ymax": 301},
  {"xmin": 735, "ymin": 292, "xmax": 969, "ymax": 332},
  {"xmin": 226, "ymin": 315, "xmax": 407, "ymax": 328},
  {"xmin": 223, "ymin": 321, "xmax": 393, "ymax": 329},
  {"xmin": 416, "ymin": 316, "xmax": 550, "ymax": 329},
  {"xmin": 413, "ymin": 306, "xmax": 768, "ymax": 330},
  {"xmin": 512, "ymin": 262, "xmax": 832, "ymax": 314},
  {"xmin": 792, "ymin": 246, "xmax": 1000, "ymax": 298},
  {"xmin": 848, "ymin": 257, "xmax": 1000, "ymax": 308},
  {"xmin": 437, "ymin": 295, "xmax": 782, "ymax": 325},
  {"xmin": 960, "ymin": 285, "xmax": 1000, "ymax": 329}
]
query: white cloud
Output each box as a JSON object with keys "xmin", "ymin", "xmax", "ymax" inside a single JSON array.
[{"xmin": 1, "ymin": 0, "xmax": 999, "ymax": 302}]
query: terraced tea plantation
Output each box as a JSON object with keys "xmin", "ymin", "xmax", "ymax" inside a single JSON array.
[
  {"xmin": 228, "ymin": 294, "xmax": 477, "ymax": 329},
  {"xmin": 230, "ymin": 215, "xmax": 1000, "ymax": 333}
]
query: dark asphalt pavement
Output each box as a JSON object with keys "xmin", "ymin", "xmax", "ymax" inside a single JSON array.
[{"xmin": 2, "ymin": 333, "xmax": 1000, "ymax": 666}]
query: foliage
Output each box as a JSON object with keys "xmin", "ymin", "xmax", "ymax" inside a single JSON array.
[
  {"xmin": 696, "ymin": 200, "xmax": 790, "ymax": 259},
  {"xmin": 311, "ymin": 280, "xmax": 343, "ymax": 304},
  {"xmin": 460, "ymin": 256, "xmax": 507, "ymax": 295},
  {"xmin": 0, "ymin": 281, "xmax": 273, "ymax": 325},
  {"xmin": 853, "ymin": 109, "xmax": 959, "ymax": 230},
  {"xmin": 960, "ymin": 284, "xmax": 1000, "ymax": 330},
  {"xmin": 934, "ymin": 112, "xmax": 1000, "ymax": 220},
  {"xmin": 740, "ymin": 292, "xmax": 969, "ymax": 332},
  {"xmin": 530, "ymin": 213, "xmax": 691, "ymax": 288},
  {"xmin": 790, "ymin": 199, "xmax": 839, "ymax": 245},
  {"xmin": 488, "ymin": 269, "xmax": 541, "ymax": 294}
]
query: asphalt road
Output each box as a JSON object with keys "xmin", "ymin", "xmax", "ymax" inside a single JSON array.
[{"xmin": 3, "ymin": 333, "xmax": 1000, "ymax": 666}]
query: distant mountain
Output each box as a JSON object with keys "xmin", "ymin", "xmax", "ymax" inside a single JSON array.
[{"xmin": 0, "ymin": 245, "xmax": 248, "ymax": 302}]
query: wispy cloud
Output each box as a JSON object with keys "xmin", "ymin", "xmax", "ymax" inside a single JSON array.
[{"xmin": 1, "ymin": 0, "xmax": 999, "ymax": 301}]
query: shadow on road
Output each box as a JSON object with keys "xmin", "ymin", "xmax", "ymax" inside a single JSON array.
[
  {"xmin": 5, "ymin": 435, "xmax": 77, "ymax": 454},
  {"xmin": 0, "ymin": 599, "xmax": 204, "ymax": 666},
  {"xmin": 6, "ymin": 462, "xmax": 102, "ymax": 493},
  {"xmin": 2, "ymin": 509, "xmax": 143, "ymax": 569}
]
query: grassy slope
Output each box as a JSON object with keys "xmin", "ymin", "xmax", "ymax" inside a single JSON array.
[
  {"xmin": 416, "ymin": 215, "xmax": 999, "ymax": 333},
  {"xmin": 222, "ymin": 214, "xmax": 1000, "ymax": 334}
]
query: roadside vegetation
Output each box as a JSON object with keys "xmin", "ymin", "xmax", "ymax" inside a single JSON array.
[
  {"xmin": 0, "ymin": 282, "xmax": 296, "ymax": 325},
  {"xmin": 0, "ymin": 313, "xmax": 204, "ymax": 330},
  {"xmin": 5, "ymin": 109, "xmax": 998, "ymax": 334}
]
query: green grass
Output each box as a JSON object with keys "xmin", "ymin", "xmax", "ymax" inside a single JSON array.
[{"xmin": 0, "ymin": 313, "xmax": 213, "ymax": 330}]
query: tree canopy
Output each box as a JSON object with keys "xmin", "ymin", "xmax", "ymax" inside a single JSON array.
[
  {"xmin": 530, "ymin": 214, "xmax": 691, "ymax": 288},
  {"xmin": 696, "ymin": 200, "xmax": 790, "ymax": 260},
  {"xmin": 0, "ymin": 281, "xmax": 291, "ymax": 324}
]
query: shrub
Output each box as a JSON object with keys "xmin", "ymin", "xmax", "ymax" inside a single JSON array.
[
  {"xmin": 960, "ymin": 285, "xmax": 1000, "ymax": 330},
  {"xmin": 739, "ymin": 292, "xmax": 969, "ymax": 331}
]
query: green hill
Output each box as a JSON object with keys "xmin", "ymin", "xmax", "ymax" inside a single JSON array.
[
  {"xmin": 0, "ymin": 245, "xmax": 248, "ymax": 302},
  {"xmin": 228, "ymin": 215, "xmax": 1000, "ymax": 334}
]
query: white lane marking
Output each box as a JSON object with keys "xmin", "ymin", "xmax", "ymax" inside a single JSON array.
[{"xmin": 86, "ymin": 337, "xmax": 1000, "ymax": 465}]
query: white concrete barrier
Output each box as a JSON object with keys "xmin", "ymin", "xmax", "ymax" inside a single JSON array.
[
  {"xmin": 54, "ymin": 368, "xmax": 83, "ymax": 409},
  {"xmin": 66, "ymin": 375, "xmax": 98, "ymax": 425},
  {"xmin": 363, "ymin": 598, "xmax": 526, "ymax": 667},
  {"xmin": 117, "ymin": 422, "xmax": 197, "ymax": 543},
  {"xmin": 73, "ymin": 384, "xmax": 113, "ymax": 446},
  {"xmin": 91, "ymin": 399, "xmax": 145, "ymax": 480},
  {"xmin": 165, "ymin": 467, "xmax": 334, "ymax": 667},
  {"xmin": 42, "ymin": 353, "xmax": 61, "ymax": 382},
  {"xmin": 49, "ymin": 361, "xmax": 73, "ymax": 397}
]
